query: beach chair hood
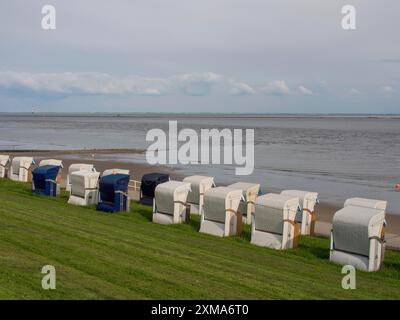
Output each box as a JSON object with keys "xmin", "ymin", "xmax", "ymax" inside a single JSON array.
[
  {"xmin": 254, "ymin": 194, "xmax": 300, "ymax": 235},
  {"xmin": 141, "ymin": 172, "xmax": 170, "ymax": 198},
  {"xmin": 155, "ymin": 181, "xmax": 191, "ymax": 216},
  {"xmin": 203, "ymin": 187, "xmax": 243, "ymax": 223},
  {"xmin": 39, "ymin": 159, "xmax": 63, "ymax": 168},
  {"xmin": 0, "ymin": 155, "xmax": 10, "ymax": 178},
  {"xmin": 70, "ymin": 170, "xmax": 100, "ymax": 198},
  {"xmin": 102, "ymin": 168, "xmax": 130, "ymax": 177},
  {"xmin": 228, "ymin": 182, "xmax": 260, "ymax": 223},
  {"xmin": 344, "ymin": 198, "xmax": 387, "ymax": 210},
  {"xmin": 183, "ymin": 175, "xmax": 215, "ymax": 205},
  {"xmin": 332, "ymin": 205, "xmax": 385, "ymax": 257}
]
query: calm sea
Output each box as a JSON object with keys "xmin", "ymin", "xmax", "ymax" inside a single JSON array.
[{"xmin": 1, "ymin": 114, "xmax": 399, "ymax": 214}]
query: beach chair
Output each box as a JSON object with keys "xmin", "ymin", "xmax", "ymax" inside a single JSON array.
[
  {"xmin": 32, "ymin": 165, "xmax": 62, "ymax": 196},
  {"xmin": 66, "ymin": 163, "xmax": 96, "ymax": 192},
  {"xmin": 68, "ymin": 170, "xmax": 100, "ymax": 206},
  {"xmin": 330, "ymin": 198, "xmax": 387, "ymax": 272},
  {"xmin": 251, "ymin": 193, "xmax": 300, "ymax": 250},
  {"xmin": 0, "ymin": 155, "xmax": 10, "ymax": 178},
  {"xmin": 96, "ymin": 173, "xmax": 130, "ymax": 213},
  {"xmin": 152, "ymin": 181, "xmax": 191, "ymax": 225},
  {"xmin": 8, "ymin": 157, "xmax": 35, "ymax": 182},
  {"xmin": 199, "ymin": 187, "xmax": 243, "ymax": 237},
  {"xmin": 228, "ymin": 182, "xmax": 260, "ymax": 224},
  {"xmin": 39, "ymin": 159, "xmax": 63, "ymax": 187},
  {"xmin": 183, "ymin": 175, "xmax": 215, "ymax": 215},
  {"xmin": 281, "ymin": 190, "xmax": 319, "ymax": 235},
  {"xmin": 140, "ymin": 172, "xmax": 170, "ymax": 205}
]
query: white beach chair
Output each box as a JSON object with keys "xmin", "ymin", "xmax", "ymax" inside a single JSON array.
[
  {"xmin": 228, "ymin": 182, "xmax": 260, "ymax": 225},
  {"xmin": 0, "ymin": 155, "xmax": 10, "ymax": 178},
  {"xmin": 199, "ymin": 187, "xmax": 243, "ymax": 237},
  {"xmin": 183, "ymin": 175, "xmax": 215, "ymax": 215},
  {"xmin": 66, "ymin": 164, "xmax": 96, "ymax": 192},
  {"xmin": 68, "ymin": 170, "xmax": 101, "ymax": 206},
  {"xmin": 152, "ymin": 181, "xmax": 191, "ymax": 225},
  {"xmin": 330, "ymin": 198, "xmax": 387, "ymax": 272},
  {"xmin": 281, "ymin": 190, "xmax": 319, "ymax": 235},
  {"xmin": 251, "ymin": 193, "xmax": 300, "ymax": 250},
  {"xmin": 8, "ymin": 157, "xmax": 35, "ymax": 182}
]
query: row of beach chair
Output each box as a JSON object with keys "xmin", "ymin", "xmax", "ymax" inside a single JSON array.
[{"xmin": 0, "ymin": 155, "xmax": 387, "ymax": 272}]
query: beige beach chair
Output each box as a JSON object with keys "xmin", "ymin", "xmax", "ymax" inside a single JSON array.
[
  {"xmin": 66, "ymin": 163, "xmax": 96, "ymax": 192},
  {"xmin": 183, "ymin": 175, "xmax": 215, "ymax": 215},
  {"xmin": 281, "ymin": 190, "xmax": 319, "ymax": 235},
  {"xmin": 8, "ymin": 157, "xmax": 35, "ymax": 182},
  {"xmin": 251, "ymin": 193, "xmax": 300, "ymax": 250},
  {"xmin": 68, "ymin": 170, "xmax": 101, "ymax": 206},
  {"xmin": 152, "ymin": 181, "xmax": 191, "ymax": 225},
  {"xmin": 330, "ymin": 198, "xmax": 387, "ymax": 272},
  {"xmin": 0, "ymin": 155, "xmax": 10, "ymax": 178},
  {"xmin": 228, "ymin": 182, "xmax": 260, "ymax": 225},
  {"xmin": 199, "ymin": 187, "xmax": 243, "ymax": 237}
]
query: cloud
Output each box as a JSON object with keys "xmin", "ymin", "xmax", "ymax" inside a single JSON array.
[
  {"xmin": 382, "ymin": 86, "xmax": 394, "ymax": 93},
  {"xmin": 0, "ymin": 71, "xmax": 255, "ymax": 98},
  {"xmin": 298, "ymin": 85, "xmax": 313, "ymax": 95},
  {"xmin": 228, "ymin": 81, "xmax": 256, "ymax": 95},
  {"xmin": 261, "ymin": 80, "xmax": 290, "ymax": 96},
  {"xmin": 350, "ymin": 88, "xmax": 361, "ymax": 95}
]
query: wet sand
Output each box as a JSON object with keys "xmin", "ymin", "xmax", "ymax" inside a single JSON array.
[{"xmin": 4, "ymin": 149, "xmax": 400, "ymax": 250}]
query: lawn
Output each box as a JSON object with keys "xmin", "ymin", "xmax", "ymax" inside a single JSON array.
[{"xmin": 0, "ymin": 179, "xmax": 399, "ymax": 299}]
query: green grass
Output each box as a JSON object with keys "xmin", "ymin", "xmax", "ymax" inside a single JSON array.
[{"xmin": 0, "ymin": 179, "xmax": 399, "ymax": 299}]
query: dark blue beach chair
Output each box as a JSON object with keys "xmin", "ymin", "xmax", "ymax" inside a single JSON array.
[
  {"xmin": 32, "ymin": 165, "xmax": 61, "ymax": 197},
  {"xmin": 96, "ymin": 173, "xmax": 130, "ymax": 213}
]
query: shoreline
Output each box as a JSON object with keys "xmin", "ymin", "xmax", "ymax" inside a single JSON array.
[{"xmin": 3, "ymin": 148, "xmax": 400, "ymax": 250}]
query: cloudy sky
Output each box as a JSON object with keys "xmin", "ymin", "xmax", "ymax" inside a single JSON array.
[{"xmin": 0, "ymin": 0, "xmax": 399, "ymax": 113}]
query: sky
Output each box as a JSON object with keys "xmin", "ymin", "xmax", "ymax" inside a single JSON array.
[{"xmin": 0, "ymin": 0, "xmax": 399, "ymax": 113}]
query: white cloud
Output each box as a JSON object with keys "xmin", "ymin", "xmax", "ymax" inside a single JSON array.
[
  {"xmin": 261, "ymin": 80, "xmax": 290, "ymax": 96},
  {"xmin": 229, "ymin": 81, "xmax": 256, "ymax": 95},
  {"xmin": 0, "ymin": 71, "xmax": 255, "ymax": 97},
  {"xmin": 298, "ymin": 85, "xmax": 313, "ymax": 95},
  {"xmin": 350, "ymin": 88, "xmax": 361, "ymax": 94},
  {"xmin": 382, "ymin": 86, "xmax": 394, "ymax": 93}
]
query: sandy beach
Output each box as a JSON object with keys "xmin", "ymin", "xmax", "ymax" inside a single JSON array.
[{"xmin": 4, "ymin": 148, "xmax": 400, "ymax": 250}]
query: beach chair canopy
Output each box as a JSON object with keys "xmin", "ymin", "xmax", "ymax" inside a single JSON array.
[
  {"xmin": 99, "ymin": 173, "xmax": 130, "ymax": 203},
  {"xmin": 344, "ymin": 198, "xmax": 387, "ymax": 210},
  {"xmin": 11, "ymin": 157, "xmax": 35, "ymax": 176},
  {"xmin": 254, "ymin": 194, "xmax": 300, "ymax": 234},
  {"xmin": 32, "ymin": 165, "xmax": 61, "ymax": 190},
  {"xmin": 141, "ymin": 172, "xmax": 170, "ymax": 198},
  {"xmin": 203, "ymin": 187, "xmax": 243, "ymax": 223},
  {"xmin": 0, "ymin": 155, "xmax": 10, "ymax": 166},
  {"xmin": 70, "ymin": 170, "xmax": 100, "ymax": 198},
  {"xmin": 183, "ymin": 175, "xmax": 214, "ymax": 205},
  {"xmin": 155, "ymin": 181, "xmax": 191, "ymax": 215},
  {"xmin": 0, "ymin": 155, "xmax": 10, "ymax": 177},
  {"xmin": 39, "ymin": 159, "xmax": 63, "ymax": 168},
  {"xmin": 68, "ymin": 163, "xmax": 95, "ymax": 175},
  {"xmin": 228, "ymin": 182, "xmax": 260, "ymax": 213},
  {"xmin": 102, "ymin": 168, "xmax": 130, "ymax": 177},
  {"xmin": 332, "ymin": 205, "xmax": 385, "ymax": 257},
  {"xmin": 281, "ymin": 190, "xmax": 318, "ymax": 222}
]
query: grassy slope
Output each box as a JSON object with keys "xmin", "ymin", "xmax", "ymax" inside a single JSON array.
[{"xmin": 0, "ymin": 179, "xmax": 399, "ymax": 300}]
